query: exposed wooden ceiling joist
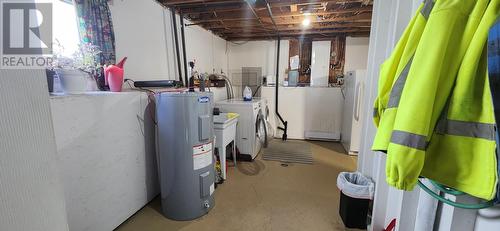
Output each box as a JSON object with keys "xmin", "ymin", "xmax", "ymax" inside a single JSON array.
[
  {"xmin": 176, "ymin": 1, "xmax": 365, "ymax": 14},
  {"xmin": 226, "ymin": 31, "xmax": 370, "ymax": 40},
  {"xmin": 161, "ymin": 0, "xmax": 242, "ymax": 6},
  {"xmin": 209, "ymin": 26, "xmax": 371, "ymax": 37},
  {"xmin": 186, "ymin": 12, "xmax": 371, "ymax": 25},
  {"xmin": 160, "ymin": 0, "xmax": 373, "ymax": 40},
  {"xmin": 206, "ymin": 21, "xmax": 370, "ymax": 31},
  {"xmin": 185, "ymin": 6, "xmax": 372, "ymax": 21}
]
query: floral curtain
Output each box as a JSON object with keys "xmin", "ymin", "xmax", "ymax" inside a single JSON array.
[{"xmin": 75, "ymin": 0, "xmax": 116, "ymax": 65}]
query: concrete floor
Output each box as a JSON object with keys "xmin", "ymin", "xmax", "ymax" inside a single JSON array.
[{"xmin": 115, "ymin": 141, "xmax": 361, "ymax": 231}]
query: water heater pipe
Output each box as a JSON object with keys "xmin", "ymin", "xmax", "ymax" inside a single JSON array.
[{"xmin": 171, "ymin": 7, "xmax": 183, "ymax": 85}]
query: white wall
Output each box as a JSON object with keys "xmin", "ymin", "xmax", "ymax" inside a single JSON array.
[
  {"xmin": 261, "ymin": 87, "xmax": 343, "ymax": 140},
  {"xmin": 227, "ymin": 40, "xmax": 289, "ymax": 84},
  {"xmin": 110, "ymin": 0, "xmax": 228, "ymax": 82},
  {"xmin": 345, "ymin": 36, "xmax": 370, "ymax": 73},
  {"xmin": 227, "ymin": 37, "xmax": 368, "ymax": 85},
  {"xmin": 0, "ymin": 70, "xmax": 69, "ymax": 231},
  {"xmin": 184, "ymin": 22, "xmax": 228, "ymax": 75},
  {"xmin": 110, "ymin": 0, "xmax": 175, "ymax": 80}
]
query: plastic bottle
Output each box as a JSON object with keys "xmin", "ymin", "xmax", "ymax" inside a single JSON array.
[{"xmin": 243, "ymin": 86, "xmax": 252, "ymax": 101}]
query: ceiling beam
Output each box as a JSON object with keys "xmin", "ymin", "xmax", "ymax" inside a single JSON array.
[
  {"xmin": 278, "ymin": 22, "xmax": 371, "ymax": 30},
  {"xmin": 226, "ymin": 31, "xmax": 370, "ymax": 40},
  {"xmin": 179, "ymin": 4, "xmax": 245, "ymax": 14},
  {"xmin": 259, "ymin": 5, "xmax": 372, "ymax": 17},
  {"xmin": 164, "ymin": 0, "xmax": 370, "ymax": 7},
  {"xmin": 161, "ymin": 0, "xmax": 244, "ymax": 7},
  {"xmin": 186, "ymin": 5, "xmax": 371, "ymax": 21},
  {"xmin": 223, "ymin": 28, "xmax": 371, "ymax": 36},
  {"xmin": 187, "ymin": 11, "xmax": 371, "ymax": 23},
  {"xmin": 195, "ymin": 21, "xmax": 370, "ymax": 29},
  {"xmin": 267, "ymin": 12, "xmax": 372, "ymax": 24},
  {"xmin": 211, "ymin": 27, "xmax": 370, "ymax": 34},
  {"xmin": 262, "ymin": 0, "xmax": 371, "ymax": 8},
  {"xmin": 176, "ymin": 1, "xmax": 366, "ymax": 14}
]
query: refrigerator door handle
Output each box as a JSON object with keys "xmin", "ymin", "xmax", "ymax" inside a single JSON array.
[
  {"xmin": 354, "ymin": 82, "xmax": 361, "ymax": 121},
  {"xmin": 356, "ymin": 82, "xmax": 364, "ymax": 122}
]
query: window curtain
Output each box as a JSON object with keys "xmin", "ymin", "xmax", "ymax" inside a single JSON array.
[{"xmin": 75, "ymin": 0, "xmax": 116, "ymax": 65}]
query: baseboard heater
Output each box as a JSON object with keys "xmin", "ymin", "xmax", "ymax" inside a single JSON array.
[{"xmin": 304, "ymin": 131, "xmax": 341, "ymax": 141}]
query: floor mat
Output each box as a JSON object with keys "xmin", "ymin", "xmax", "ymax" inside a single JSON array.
[{"xmin": 262, "ymin": 139, "xmax": 313, "ymax": 164}]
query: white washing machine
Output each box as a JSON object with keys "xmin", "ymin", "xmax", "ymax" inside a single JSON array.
[
  {"xmin": 257, "ymin": 97, "xmax": 273, "ymax": 141},
  {"xmin": 216, "ymin": 98, "xmax": 268, "ymax": 160},
  {"xmin": 259, "ymin": 97, "xmax": 269, "ymax": 121}
]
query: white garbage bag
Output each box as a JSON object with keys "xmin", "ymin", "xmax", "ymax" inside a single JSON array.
[{"xmin": 337, "ymin": 172, "xmax": 375, "ymax": 200}]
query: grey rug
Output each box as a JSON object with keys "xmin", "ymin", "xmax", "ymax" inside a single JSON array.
[{"xmin": 262, "ymin": 139, "xmax": 313, "ymax": 164}]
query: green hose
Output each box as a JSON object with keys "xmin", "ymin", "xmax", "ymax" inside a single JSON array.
[
  {"xmin": 429, "ymin": 180, "xmax": 464, "ymax": 196},
  {"xmin": 417, "ymin": 180, "xmax": 494, "ymax": 209}
]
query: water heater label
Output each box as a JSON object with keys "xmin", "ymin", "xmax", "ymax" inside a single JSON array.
[
  {"xmin": 193, "ymin": 142, "xmax": 213, "ymax": 170},
  {"xmin": 198, "ymin": 96, "xmax": 210, "ymax": 103}
]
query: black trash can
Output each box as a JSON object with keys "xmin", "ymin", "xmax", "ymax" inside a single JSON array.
[{"xmin": 337, "ymin": 172, "xmax": 374, "ymax": 229}]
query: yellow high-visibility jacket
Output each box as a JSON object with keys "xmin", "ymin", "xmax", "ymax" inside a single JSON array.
[
  {"xmin": 424, "ymin": 1, "xmax": 500, "ymax": 200},
  {"xmin": 372, "ymin": 0, "xmax": 499, "ymax": 200},
  {"xmin": 373, "ymin": 0, "xmax": 486, "ymax": 151}
]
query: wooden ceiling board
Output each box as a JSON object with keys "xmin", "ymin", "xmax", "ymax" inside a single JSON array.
[{"xmin": 160, "ymin": 0, "xmax": 372, "ymax": 40}]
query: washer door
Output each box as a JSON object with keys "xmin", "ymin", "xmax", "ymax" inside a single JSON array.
[
  {"xmin": 256, "ymin": 110, "xmax": 268, "ymax": 148},
  {"xmin": 264, "ymin": 104, "xmax": 274, "ymax": 138}
]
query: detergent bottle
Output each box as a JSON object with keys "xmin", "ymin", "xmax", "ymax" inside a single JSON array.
[
  {"xmin": 104, "ymin": 57, "xmax": 127, "ymax": 92},
  {"xmin": 243, "ymin": 86, "xmax": 252, "ymax": 101}
]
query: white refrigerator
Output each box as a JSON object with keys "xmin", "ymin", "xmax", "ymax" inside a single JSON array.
[{"xmin": 341, "ymin": 70, "xmax": 366, "ymax": 155}]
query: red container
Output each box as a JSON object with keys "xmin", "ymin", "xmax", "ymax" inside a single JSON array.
[{"xmin": 104, "ymin": 57, "xmax": 127, "ymax": 92}]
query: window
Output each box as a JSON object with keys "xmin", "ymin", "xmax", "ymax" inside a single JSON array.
[{"xmin": 51, "ymin": 0, "xmax": 80, "ymax": 56}]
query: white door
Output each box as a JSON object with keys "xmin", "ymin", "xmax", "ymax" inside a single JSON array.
[{"xmin": 310, "ymin": 41, "xmax": 331, "ymax": 87}]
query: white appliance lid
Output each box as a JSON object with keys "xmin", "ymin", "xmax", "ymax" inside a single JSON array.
[{"xmin": 216, "ymin": 98, "xmax": 260, "ymax": 106}]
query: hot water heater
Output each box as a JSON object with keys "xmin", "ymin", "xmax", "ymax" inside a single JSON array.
[{"xmin": 156, "ymin": 91, "xmax": 215, "ymax": 220}]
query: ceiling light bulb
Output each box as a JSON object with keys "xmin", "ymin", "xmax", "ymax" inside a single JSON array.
[{"xmin": 302, "ymin": 18, "xmax": 311, "ymax": 27}]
